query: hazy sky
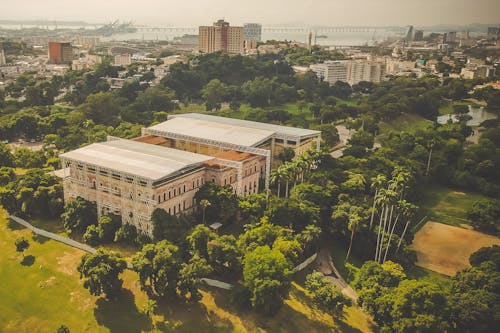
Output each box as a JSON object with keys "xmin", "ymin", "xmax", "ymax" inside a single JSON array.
[{"xmin": 1, "ymin": 0, "xmax": 499, "ymax": 26}]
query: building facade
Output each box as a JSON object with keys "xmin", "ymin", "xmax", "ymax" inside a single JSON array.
[
  {"xmin": 60, "ymin": 115, "xmax": 321, "ymax": 235},
  {"xmin": 48, "ymin": 42, "xmax": 73, "ymax": 64},
  {"xmin": 0, "ymin": 49, "xmax": 5, "ymax": 66},
  {"xmin": 114, "ymin": 54, "xmax": 132, "ymax": 67},
  {"xmin": 310, "ymin": 60, "xmax": 386, "ymax": 86},
  {"xmin": 243, "ymin": 23, "xmax": 262, "ymax": 42},
  {"xmin": 199, "ymin": 19, "xmax": 243, "ymax": 54}
]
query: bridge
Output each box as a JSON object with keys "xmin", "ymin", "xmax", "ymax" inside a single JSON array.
[{"xmin": 135, "ymin": 26, "xmax": 390, "ymax": 34}]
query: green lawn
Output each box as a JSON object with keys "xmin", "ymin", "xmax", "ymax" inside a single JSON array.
[
  {"xmin": 415, "ymin": 184, "xmax": 488, "ymax": 227},
  {"xmin": 0, "ymin": 208, "xmax": 375, "ymax": 333},
  {"xmin": 438, "ymin": 100, "xmax": 481, "ymax": 116},
  {"xmin": 378, "ymin": 113, "xmax": 433, "ymax": 135}
]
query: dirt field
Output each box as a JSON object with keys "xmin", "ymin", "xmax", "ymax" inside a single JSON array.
[{"xmin": 411, "ymin": 221, "xmax": 500, "ymax": 276}]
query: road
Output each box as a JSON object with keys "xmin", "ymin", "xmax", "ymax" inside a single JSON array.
[{"xmin": 316, "ymin": 248, "xmax": 358, "ymax": 301}]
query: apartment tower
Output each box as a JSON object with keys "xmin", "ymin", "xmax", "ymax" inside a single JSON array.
[{"xmin": 199, "ymin": 19, "xmax": 243, "ymax": 54}]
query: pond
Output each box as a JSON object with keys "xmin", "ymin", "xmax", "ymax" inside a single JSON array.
[{"xmin": 437, "ymin": 105, "xmax": 497, "ymax": 126}]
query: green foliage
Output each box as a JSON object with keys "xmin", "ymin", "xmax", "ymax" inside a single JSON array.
[
  {"xmin": 61, "ymin": 197, "xmax": 97, "ymax": 233},
  {"xmin": 0, "ymin": 142, "xmax": 14, "ymax": 167},
  {"xmin": 177, "ymin": 254, "xmax": 213, "ymax": 302},
  {"xmin": 194, "ymin": 183, "xmax": 238, "ymax": 224},
  {"xmin": 56, "ymin": 324, "xmax": 70, "ymax": 333},
  {"xmin": 83, "ymin": 225, "xmax": 100, "ymax": 246},
  {"xmin": 243, "ymin": 245, "xmax": 292, "ymax": 315},
  {"xmin": 131, "ymin": 240, "xmax": 180, "ymax": 297},
  {"xmin": 187, "ymin": 224, "xmax": 217, "ymax": 259},
  {"xmin": 77, "ymin": 249, "xmax": 126, "ymax": 298},
  {"xmin": 77, "ymin": 92, "xmax": 125, "ymax": 126},
  {"xmin": 114, "ymin": 223, "xmax": 138, "ymax": 244},
  {"xmin": 467, "ymin": 199, "xmax": 500, "ymax": 236},
  {"xmin": 150, "ymin": 208, "xmax": 188, "ymax": 243},
  {"xmin": 305, "ymin": 271, "xmax": 351, "ymax": 315},
  {"xmin": 208, "ymin": 234, "xmax": 241, "ymax": 274},
  {"xmin": 97, "ymin": 215, "xmax": 121, "ymax": 243},
  {"xmin": 15, "ymin": 236, "xmax": 30, "ymax": 256}
]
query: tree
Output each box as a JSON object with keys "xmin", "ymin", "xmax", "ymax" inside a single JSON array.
[
  {"xmin": 83, "ymin": 225, "xmax": 100, "ymax": 246},
  {"xmin": 305, "ymin": 271, "xmax": 351, "ymax": 314},
  {"xmin": 195, "ymin": 183, "xmax": 238, "ymax": 224},
  {"xmin": 61, "ymin": 197, "xmax": 97, "ymax": 233},
  {"xmin": 187, "ymin": 224, "xmax": 216, "ymax": 259},
  {"xmin": 200, "ymin": 199, "xmax": 211, "ymax": 225},
  {"xmin": 131, "ymin": 240, "xmax": 180, "ymax": 297},
  {"xmin": 15, "ymin": 237, "xmax": 30, "ymax": 258},
  {"xmin": 242, "ymin": 245, "xmax": 292, "ymax": 315},
  {"xmin": 56, "ymin": 325, "xmax": 70, "ymax": 333},
  {"xmin": 345, "ymin": 212, "xmax": 361, "ymax": 263},
  {"xmin": 0, "ymin": 142, "xmax": 14, "ymax": 167},
  {"xmin": 97, "ymin": 215, "xmax": 121, "ymax": 242},
  {"xmin": 202, "ymin": 79, "xmax": 228, "ymax": 111},
  {"xmin": 467, "ymin": 199, "xmax": 500, "ymax": 236},
  {"xmin": 177, "ymin": 254, "xmax": 213, "ymax": 302},
  {"xmin": 78, "ymin": 92, "xmax": 124, "ymax": 126},
  {"xmin": 208, "ymin": 234, "xmax": 241, "ymax": 274},
  {"xmin": 77, "ymin": 249, "xmax": 127, "ymax": 298},
  {"xmin": 114, "ymin": 223, "xmax": 138, "ymax": 244},
  {"xmin": 142, "ymin": 299, "xmax": 157, "ymax": 321}
]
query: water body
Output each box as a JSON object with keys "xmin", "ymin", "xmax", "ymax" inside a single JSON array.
[{"xmin": 437, "ymin": 105, "xmax": 497, "ymax": 127}]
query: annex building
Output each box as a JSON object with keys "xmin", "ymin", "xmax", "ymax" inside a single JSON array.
[{"xmin": 60, "ymin": 114, "xmax": 321, "ymax": 235}]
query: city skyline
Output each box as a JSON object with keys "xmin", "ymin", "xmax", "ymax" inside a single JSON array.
[{"xmin": 1, "ymin": 0, "xmax": 499, "ymax": 27}]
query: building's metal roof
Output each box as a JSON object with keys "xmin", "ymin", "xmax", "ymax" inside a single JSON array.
[
  {"xmin": 168, "ymin": 113, "xmax": 321, "ymax": 140},
  {"xmin": 60, "ymin": 139, "xmax": 213, "ymax": 181},
  {"xmin": 148, "ymin": 116, "xmax": 276, "ymax": 147}
]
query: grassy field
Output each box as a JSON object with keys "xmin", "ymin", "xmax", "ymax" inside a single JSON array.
[
  {"xmin": 415, "ymin": 184, "xmax": 488, "ymax": 227},
  {"xmin": 437, "ymin": 100, "xmax": 483, "ymax": 116},
  {"xmin": 0, "ymin": 208, "xmax": 376, "ymax": 333},
  {"xmin": 378, "ymin": 113, "xmax": 433, "ymax": 135}
]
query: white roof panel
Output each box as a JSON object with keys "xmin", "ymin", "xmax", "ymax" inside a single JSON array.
[
  {"xmin": 148, "ymin": 116, "xmax": 275, "ymax": 147},
  {"xmin": 169, "ymin": 113, "xmax": 321, "ymax": 139},
  {"xmin": 60, "ymin": 139, "xmax": 213, "ymax": 181}
]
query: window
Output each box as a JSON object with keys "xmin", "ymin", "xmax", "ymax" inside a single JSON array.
[
  {"xmin": 255, "ymin": 165, "xmax": 257, "ymax": 172},
  {"xmin": 183, "ymin": 201, "xmax": 186, "ymax": 210},
  {"xmin": 183, "ymin": 185, "xmax": 186, "ymax": 192},
  {"xmin": 192, "ymin": 181, "xmax": 195, "ymax": 189},
  {"xmin": 158, "ymin": 196, "xmax": 161, "ymax": 203},
  {"xmin": 169, "ymin": 191, "xmax": 171, "ymax": 199},
  {"xmin": 173, "ymin": 206, "xmax": 176, "ymax": 214},
  {"xmin": 224, "ymin": 178, "xmax": 227, "ymax": 186},
  {"xmin": 229, "ymin": 176, "xmax": 232, "ymax": 183},
  {"xmin": 174, "ymin": 189, "xmax": 176, "ymax": 196},
  {"xmin": 178, "ymin": 204, "xmax": 181, "ymax": 212},
  {"xmin": 163, "ymin": 193, "xmax": 166, "ymax": 201},
  {"xmin": 197, "ymin": 179, "xmax": 199, "ymax": 187},
  {"xmin": 168, "ymin": 208, "xmax": 171, "ymax": 214}
]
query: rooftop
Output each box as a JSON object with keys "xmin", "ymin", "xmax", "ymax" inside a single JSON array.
[
  {"xmin": 148, "ymin": 116, "xmax": 275, "ymax": 147},
  {"xmin": 169, "ymin": 113, "xmax": 321, "ymax": 140},
  {"xmin": 60, "ymin": 139, "xmax": 213, "ymax": 182}
]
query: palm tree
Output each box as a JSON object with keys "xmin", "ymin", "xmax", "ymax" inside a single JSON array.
[
  {"xmin": 375, "ymin": 188, "xmax": 397, "ymax": 263},
  {"xmin": 382, "ymin": 200, "xmax": 415, "ymax": 263},
  {"xmin": 294, "ymin": 157, "xmax": 307, "ymax": 183},
  {"xmin": 200, "ymin": 199, "xmax": 211, "ymax": 225},
  {"xmin": 369, "ymin": 175, "xmax": 387, "ymax": 229},
  {"xmin": 299, "ymin": 224, "xmax": 322, "ymax": 251},
  {"xmin": 345, "ymin": 213, "xmax": 361, "ymax": 263},
  {"xmin": 270, "ymin": 168, "xmax": 285, "ymax": 197}
]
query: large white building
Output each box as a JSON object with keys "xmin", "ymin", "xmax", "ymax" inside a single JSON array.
[
  {"xmin": 243, "ymin": 23, "xmax": 262, "ymax": 42},
  {"xmin": 60, "ymin": 114, "xmax": 321, "ymax": 235},
  {"xmin": 310, "ymin": 60, "xmax": 386, "ymax": 86}
]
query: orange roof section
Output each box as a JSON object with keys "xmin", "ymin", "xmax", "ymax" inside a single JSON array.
[{"xmin": 132, "ymin": 135, "xmax": 169, "ymax": 145}]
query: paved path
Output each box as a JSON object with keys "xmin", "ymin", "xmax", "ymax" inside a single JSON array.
[
  {"xmin": 9, "ymin": 215, "xmax": 133, "ymax": 269},
  {"xmin": 316, "ymin": 248, "xmax": 358, "ymax": 301}
]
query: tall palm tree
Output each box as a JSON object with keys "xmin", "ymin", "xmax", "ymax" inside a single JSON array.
[
  {"xmin": 345, "ymin": 213, "xmax": 361, "ymax": 263},
  {"xmin": 382, "ymin": 200, "xmax": 415, "ymax": 263},
  {"xmin": 282, "ymin": 164, "xmax": 294, "ymax": 198},
  {"xmin": 270, "ymin": 168, "xmax": 285, "ymax": 197},
  {"xmin": 375, "ymin": 188, "xmax": 397, "ymax": 263},
  {"xmin": 369, "ymin": 175, "xmax": 387, "ymax": 229},
  {"xmin": 200, "ymin": 199, "xmax": 211, "ymax": 225},
  {"xmin": 294, "ymin": 157, "xmax": 307, "ymax": 183}
]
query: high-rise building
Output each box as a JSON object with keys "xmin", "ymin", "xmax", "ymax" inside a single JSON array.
[
  {"xmin": 487, "ymin": 27, "xmax": 499, "ymax": 39},
  {"xmin": 414, "ymin": 30, "xmax": 424, "ymax": 41},
  {"xmin": 243, "ymin": 23, "xmax": 262, "ymax": 42},
  {"xmin": 405, "ymin": 25, "xmax": 414, "ymax": 42},
  {"xmin": 310, "ymin": 61, "xmax": 348, "ymax": 85},
  {"xmin": 443, "ymin": 31, "xmax": 457, "ymax": 43},
  {"xmin": 48, "ymin": 41, "xmax": 73, "ymax": 64},
  {"xmin": 199, "ymin": 19, "xmax": 243, "ymax": 54},
  {"xmin": 0, "ymin": 49, "xmax": 6, "ymax": 66},
  {"xmin": 114, "ymin": 53, "xmax": 132, "ymax": 66}
]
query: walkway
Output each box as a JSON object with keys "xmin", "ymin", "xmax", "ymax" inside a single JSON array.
[
  {"xmin": 9, "ymin": 215, "xmax": 133, "ymax": 269},
  {"xmin": 316, "ymin": 248, "xmax": 358, "ymax": 301}
]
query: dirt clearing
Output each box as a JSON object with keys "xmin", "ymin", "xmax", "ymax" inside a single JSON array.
[{"xmin": 411, "ymin": 221, "xmax": 500, "ymax": 276}]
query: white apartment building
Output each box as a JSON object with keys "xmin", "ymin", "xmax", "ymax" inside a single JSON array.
[
  {"xmin": 310, "ymin": 60, "xmax": 386, "ymax": 86},
  {"xmin": 243, "ymin": 23, "xmax": 262, "ymax": 42}
]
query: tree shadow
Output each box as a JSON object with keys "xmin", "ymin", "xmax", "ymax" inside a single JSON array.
[
  {"xmin": 7, "ymin": 219, "xmax": 25, "ymax": 231},
  {"xmin": 94, "ymin": 289, "xmax": 150, "ymax": 333},
  {"xmin": 21, "ymin": 255, "xmax": 35, "ymax": 266},
  {"xmin": 31, "ymin": 232, "xmax": 49, "ymax": 244},
  {"xmin": 153, "ymin": 294, "xmax": 234, "ymax": 333}
]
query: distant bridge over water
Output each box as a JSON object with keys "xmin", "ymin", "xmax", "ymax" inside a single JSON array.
[{"xmin": 135, "ymin": 26, "xmax": 401, "ymax": 34}]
